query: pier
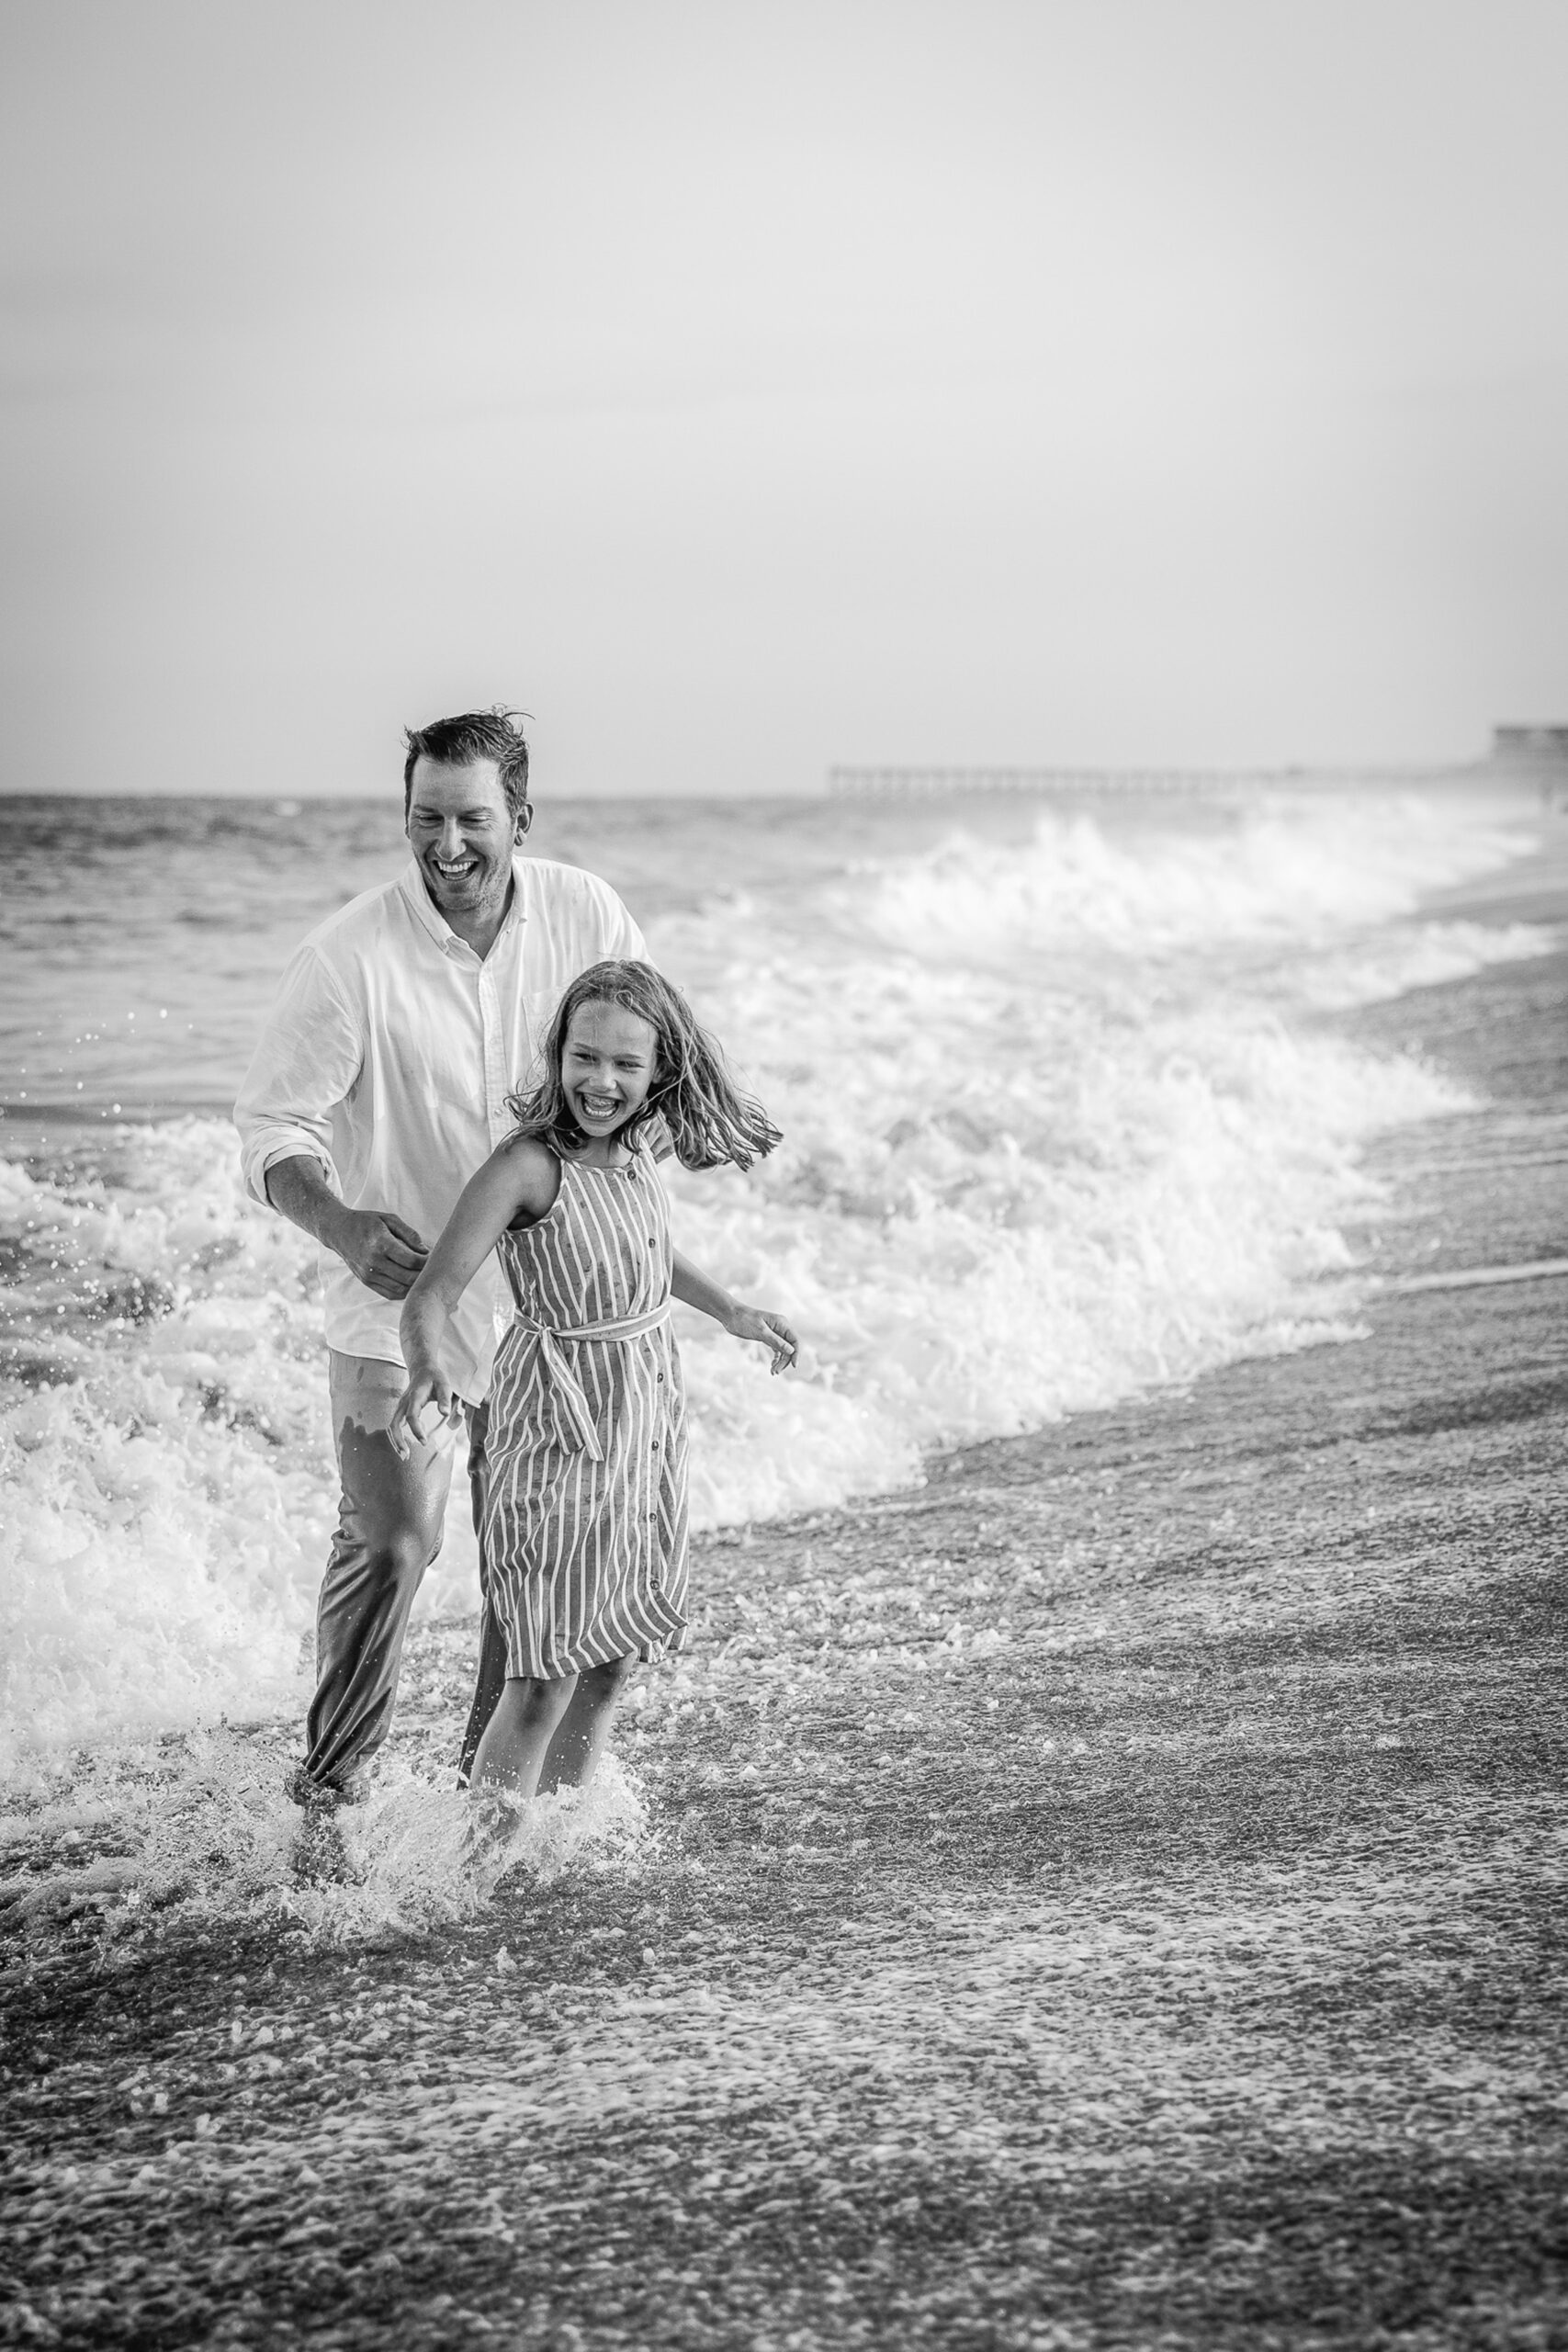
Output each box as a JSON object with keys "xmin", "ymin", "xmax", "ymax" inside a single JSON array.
[
  {"xmin": 826, "ymin": 761, "xmax": 1483, "ymax": 801},
  {"xmin": 828, "ymin": 732, "xmax": 1568, "ymax": 804}
]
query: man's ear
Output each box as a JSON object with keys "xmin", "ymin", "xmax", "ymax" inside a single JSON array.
[{"xmin": 514, "ymin": 803, "xmax": 534, "ymax": 841}]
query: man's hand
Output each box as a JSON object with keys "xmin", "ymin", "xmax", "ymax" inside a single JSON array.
[
  {"xmin": 330, "ymin": 1208, "xmax": 428, "ymax": 1300},
  {"xmin": 264, "ymin": 1157, "xmax": 428, "ymax": 1300}
]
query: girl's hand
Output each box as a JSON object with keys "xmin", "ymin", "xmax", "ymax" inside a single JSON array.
[
  {"xmin": 723, "ymin": 1305, "xmax": 799, "ymax": 1375},
  {"xmin": 389, "ymin": 1367, "xmax": 463, "ymax": 1459}
]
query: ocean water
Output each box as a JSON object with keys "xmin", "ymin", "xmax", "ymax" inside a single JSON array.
[{"xmin": 0, "ymin": 781, "xmax": 1548, "ymax": 1787}]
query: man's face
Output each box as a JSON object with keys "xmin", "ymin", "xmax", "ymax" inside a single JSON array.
[{"xmin": 405, "ymin": 757, "xmax": 525, "ymax": 920}]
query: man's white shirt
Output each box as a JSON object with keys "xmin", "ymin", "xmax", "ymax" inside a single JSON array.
[{"xmin": 234, "ymin": 854, "xmax": 646, "ymax": 1399}]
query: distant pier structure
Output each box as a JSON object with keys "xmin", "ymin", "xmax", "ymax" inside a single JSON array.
[
  {"xmin": 828, "ymin": 761, "xmax": 1458, "ymax": 802},
  {"xmin": 829, "ymin": 736, "xmax": 1568, "ymax": 803},
  {"xmin": 1491, "ymin": 725, "xmax": 1568, "ymax": 771},
  {"xmin": 1489, "ymin": 727, "xmax": 1568, "ymax": 808}
]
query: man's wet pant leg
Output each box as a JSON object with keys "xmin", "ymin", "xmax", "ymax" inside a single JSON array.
[
  {"xmin": 457, "ymin": 1396, "xmax": 509, "ymax": 1785},
  {"xmin": 300, "ymin": 1351, "xmax": 456, "ymax": 1797}
]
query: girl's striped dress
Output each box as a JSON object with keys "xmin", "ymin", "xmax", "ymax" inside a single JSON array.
[{"xmin": 481, "ymin": 1147, "xmax": 690, "ymax": 1679}]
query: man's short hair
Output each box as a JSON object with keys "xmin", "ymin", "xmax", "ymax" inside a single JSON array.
[{"xmin": 402, "ymin": 708, "xmax": 531, "ymax": 821}]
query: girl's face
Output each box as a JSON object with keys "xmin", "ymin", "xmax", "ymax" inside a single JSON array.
[{"xmin": 560, "ymin": 1000, "xmax": 660, "ymax": 1139}]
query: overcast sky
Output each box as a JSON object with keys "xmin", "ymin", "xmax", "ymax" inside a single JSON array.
[{"xmin": 3, "ymin": 0, "xmax": 1564, "ymax": 797}]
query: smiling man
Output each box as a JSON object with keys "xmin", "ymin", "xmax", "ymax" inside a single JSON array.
[{"xmin": 235, "ymin": 709, "xmax": 646, "ymax": 1824}]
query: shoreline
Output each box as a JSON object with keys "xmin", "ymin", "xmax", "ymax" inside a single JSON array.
[{"xmin": 3, "ymin": 829, "xmax": 1565, "ymax": 2346}]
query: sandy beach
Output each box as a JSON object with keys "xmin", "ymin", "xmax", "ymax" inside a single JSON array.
[{"xmin": 4, "ymin": 818, "xmax": 1565, "ymax": 2349}]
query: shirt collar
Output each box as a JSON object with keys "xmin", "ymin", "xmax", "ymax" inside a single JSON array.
[{"xmin": 398, "ymin": 856, "xmax": 529, "ymax": 960}]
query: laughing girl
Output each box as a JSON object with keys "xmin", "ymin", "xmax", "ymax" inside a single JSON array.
[{"xmin": 389, "ymin": 960, "xmax": 795, "ymax": 1801}]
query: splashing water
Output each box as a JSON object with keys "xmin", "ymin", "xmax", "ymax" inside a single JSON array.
[{"xmin": 1, "ymin": 1726, "xmax": 652, "ymax": 1949}]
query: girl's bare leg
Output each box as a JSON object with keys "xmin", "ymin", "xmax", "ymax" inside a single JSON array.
[
  {"xmin": 539, "ymin": 1655, "xmax": 637, "ymax": 1792},
  {"xmin": 470, "ymin": 1674, "xmax": 579, "ymax": 1800}
]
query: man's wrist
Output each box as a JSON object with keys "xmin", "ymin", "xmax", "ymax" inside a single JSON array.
[
  {"xmin": 265, "ymin": 1152, "xmax": 341, "ymax": 1235},
  {"xmin": 311, "ymin": 1195, "xmax": 355, "ymax": 1259}
]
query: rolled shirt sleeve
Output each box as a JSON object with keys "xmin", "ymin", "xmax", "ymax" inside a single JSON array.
[{"xmin": 234, "ymin": 946, "xmax": 364, "ymax": 1207}]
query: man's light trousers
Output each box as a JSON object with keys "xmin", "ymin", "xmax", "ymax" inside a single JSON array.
[{"xmin": 301, "ymin": 1351, "xmax": 492, "ymax": 1795}]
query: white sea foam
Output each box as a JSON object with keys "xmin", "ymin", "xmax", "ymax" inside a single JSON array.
[
  {"xmin": 0, "ymin": 787, "xmax": 1539, "ymax": 1792},
  {"xmin": 668, "ymin": 985, "xmax": 1462, "ymax": 1519},
  {"xmin": 0, "ymin": 1727, "xmax": 649, "ymax": 1941},
  {"xmin": 849, "ymin": 791, "xmax": 1533, "ymax": 960},
  {"xmin": 1280, "ymin": 920, "xmax": 1553, "ymax": 1012}
]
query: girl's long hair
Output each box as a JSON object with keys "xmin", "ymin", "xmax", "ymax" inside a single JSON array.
[{"xmin": 505, "ymin": 960, "xmax": 782, "ymax": 1171}]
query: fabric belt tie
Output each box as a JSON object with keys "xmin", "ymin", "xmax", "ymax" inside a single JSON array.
[{"xmin": 515, "ymin": 1301, "xmax": 671, "ymax": 1460}]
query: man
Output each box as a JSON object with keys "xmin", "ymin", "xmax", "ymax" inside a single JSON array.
[{"xmin": 235, "ymin": 708, "xmax": 647, "ymax": 1811}]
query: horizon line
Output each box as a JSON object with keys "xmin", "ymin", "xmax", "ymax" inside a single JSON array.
[{"xmin": 2, "ymin": 749, "xmax": 1552, "ymax": 805}]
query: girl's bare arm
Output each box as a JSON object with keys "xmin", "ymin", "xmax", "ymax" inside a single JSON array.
[
  {"xmin": 389, "ymin": 1141, "xmax": 558, "ymax": 1453},
  {"xmin": 671, "ymin": 1249, "xmax": 798, "ymax": 1374}
]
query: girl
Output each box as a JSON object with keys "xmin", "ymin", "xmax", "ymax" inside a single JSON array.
[{"xmin": 389, "ymin": 960, "xmax": 795, "ymax": 1803}]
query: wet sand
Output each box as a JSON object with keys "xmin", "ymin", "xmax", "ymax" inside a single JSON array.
[{"xmin": 4, "ymin": 821, "xmax": 1566, "ymax": 2349}]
